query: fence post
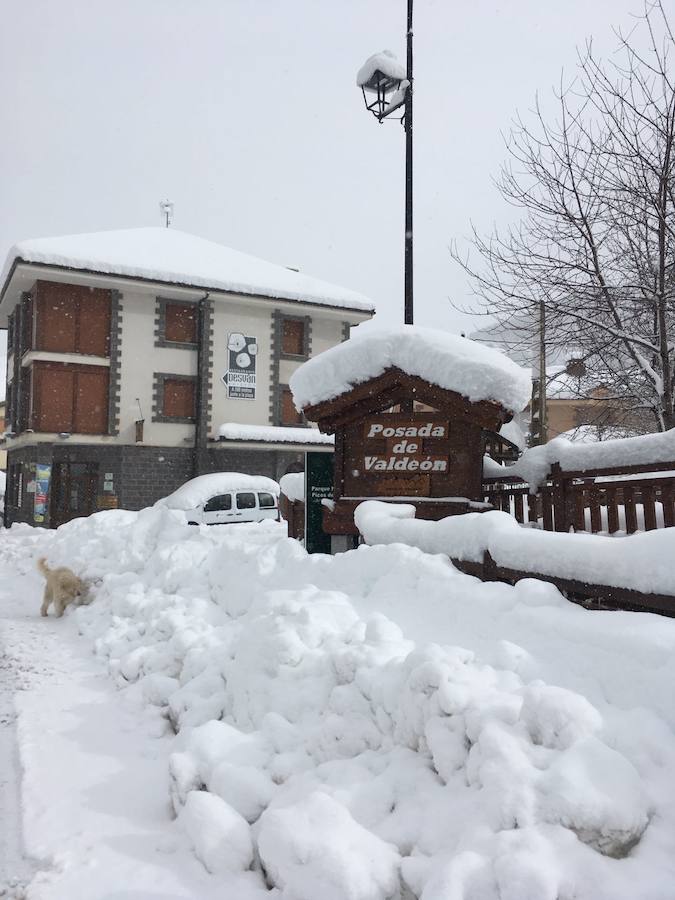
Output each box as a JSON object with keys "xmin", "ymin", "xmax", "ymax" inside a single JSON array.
[{"xmin": 551, "ymin": 464, "xmax": 570, "ymax": 532}]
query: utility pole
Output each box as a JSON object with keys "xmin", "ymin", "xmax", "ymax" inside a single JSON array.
[
  {"xmin": 404, "ymin": 0, "xmax": 414, "ymax": 325},
  {"xmin": 530, "ymin": 300, "xmax": 548, "ymax": 445}
]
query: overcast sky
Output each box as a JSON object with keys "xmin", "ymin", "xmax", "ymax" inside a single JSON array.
[{"xmin": 0, "ymin": 0, "xmax": 642, "ymax": 354}]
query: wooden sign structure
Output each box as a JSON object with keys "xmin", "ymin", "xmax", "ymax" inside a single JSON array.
[{"xmin": 299, "ymin": 367, "xmax": 514, "ymax": 539}]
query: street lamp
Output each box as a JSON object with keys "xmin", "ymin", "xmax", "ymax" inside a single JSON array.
[{"xmin": 357, "ymin": 1, "xmax": 414, "ymax": 325}]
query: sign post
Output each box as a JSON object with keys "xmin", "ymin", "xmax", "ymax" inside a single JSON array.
[{"xmin": 304, "ymin": 452, "xmax": 334, "ymax": 554}]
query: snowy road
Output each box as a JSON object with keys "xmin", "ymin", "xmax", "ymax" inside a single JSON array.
[{"xmin": 0, "ymin": 537, "xmax": 255, "ymax": 900}]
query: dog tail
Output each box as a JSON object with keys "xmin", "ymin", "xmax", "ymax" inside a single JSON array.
[{"xmin": 37, "ymin": 557, "xmax": 51, "ymax": 578}]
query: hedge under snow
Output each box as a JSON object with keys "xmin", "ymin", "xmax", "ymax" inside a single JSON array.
[{"xmin": 289, "ymin": 325, "xmax": 532, "ymax": 416}]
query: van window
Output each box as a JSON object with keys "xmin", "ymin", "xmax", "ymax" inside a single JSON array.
[
  {"xmin": 204, "ymin": 494, "xmax": 232, "ymax": 512},
  {"xmin": 236, "ymin": 492, "xmax": 257, "ymax": 510},
  {"xmin": 258, "ymin": 492, "xmax": 277, "ymax": 508}
]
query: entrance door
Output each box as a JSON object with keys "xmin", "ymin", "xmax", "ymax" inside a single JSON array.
[{"xmin": 50, "ymin": 462, "xmax": 98, "ymax": 528}]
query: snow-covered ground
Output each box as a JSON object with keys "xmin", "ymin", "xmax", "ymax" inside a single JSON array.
[{"xmin": 2, "ymin": 507, "xmax": 675, "ymax": 899}]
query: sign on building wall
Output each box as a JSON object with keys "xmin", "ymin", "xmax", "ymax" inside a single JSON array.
[
  {"xmin": 305, "ymin": 452, "xmax": 334, "ymax": 554},
  {"xmin": 222, "ymin": 332, "xmax": 258, "ymax": 399},
  {"xmin": 34, "ymin": 463, "xmax": 51, "ymax": 524}
]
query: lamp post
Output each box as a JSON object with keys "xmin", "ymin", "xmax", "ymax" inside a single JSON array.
[{"xmin": 357, "ymin": 0, "xmax": 414, "ymax": 325}]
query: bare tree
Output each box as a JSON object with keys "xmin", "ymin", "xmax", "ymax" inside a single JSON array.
[{"xmin": 453, "ymin": 1, "xmax": 675, "ymax": 432}]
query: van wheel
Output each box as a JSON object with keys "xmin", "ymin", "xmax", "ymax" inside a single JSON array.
[{"xmin": 188, "ymin": 521, "xmax": 198, "ymax": 526}]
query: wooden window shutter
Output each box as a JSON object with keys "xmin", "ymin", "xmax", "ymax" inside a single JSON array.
[
  {"xmin": 36, "ymin": 286, "xmax": 77, "ymax": 352},
  {"xmin": 34, "ymin": 364, "xmax": 74, "ymax": 432},
  {"xmin": 74, "ymin": 369, "xmax": 109, "ymax": 433},
  {"xmin": 165, "ymin": 303, "xmax": 198, "ymax": 344},
  {"xmin": 78, "ymin": 290, "xmax": 111, "ymax": 356},
  {"xmin": 281, "ymin": 319, "xmax": 305, "ymax": 356},
  {"xmin": 281, "ymin": 388, "xmax": 302, "ymax": 426},
  {"xmin": 163, "ymin": 378, "xmax": 196, "ymax": 418},
  {"xmin": 20, "ymin": 294, "xmax": 34, "ymax": 354}
]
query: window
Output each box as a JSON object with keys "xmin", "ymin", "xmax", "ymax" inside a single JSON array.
[
  {"xmin": 32, "ymin": 362, "xmax": 109, "ymax": 434},
  {"xmin": 7, "ymin": 312, "xmax": 14, "ymax": 354},
  {"xmin": 20, "ymin": 294, "xmax": 33, "ymax": 355},
  {"xmin": 280, "ymin": 387, "xmax": 303, "ymax": 426},
  {"xmin": 34, "ymin": 281, "xmax": 111, "ymax": 356},
  {"xmin": 162, "ymin": 377, "xmax": 196, "ymax": 420},
  {"xmin": 281, "ymin": 318, "xmax": 306, "ymax": 357},
  {"xmin": 236, "ymin": 492, "xmax": 257, "ymax": 509},
  {"xmin": 9, "ymin": 464, "xmax": 23, "ymax": 508},
  {"xmin": 203, "ymin": 494, "xmax": 232, "ymax": 512},
  {"xmin": 164, "ymin": 303, "xmax": 198, "ymax": 344},
  {"xmin": 258, "ymin": 492, "xmax": 277, "ymax": 508}
]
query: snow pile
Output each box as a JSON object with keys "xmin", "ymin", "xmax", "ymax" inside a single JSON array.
[
  {"xmin": 218, "ymin": 422, "xmax": 333, "ymax": 445},
  {"xmin": 11, "ymin": 505, "xmax": 675, "ymax": 898},
  {"xmin": 357, "ymin": 50, "xmax": 406, "ymax": 87},
  {"xmin": 290, "ymin": 325, "xmax": 531, "ymax": 415},
  {"xmin": 517, "ymin": 428, "xmax": 675, "ymax": 487},
  {"xmin": 1, "ymin": 227, "xmax": 374, "ymax": 312},
  {"xmin": 355, "ymin": 500, "xmax": 675, "ymax": 596},
  {"xmin": 279, "ymin": 472, "xmax": 305, "ymax": 503},
  {"xmin": 158, "ymin": 472, "xmax": 279, "ymax": 511}
]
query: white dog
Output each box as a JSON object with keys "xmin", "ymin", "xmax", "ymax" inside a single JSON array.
[{"xmin": 37, "ymin": 558, "xmax": 90, "ymax": 618}]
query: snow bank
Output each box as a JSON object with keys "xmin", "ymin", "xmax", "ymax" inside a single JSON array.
[
  {"xmin": 289, "ymin": 325, "xmax": 531, "ymax": 415},
  {"xmin": 218, "ymin": 422, "xmax": 333, "ymax": 445},
  {"xmin": 2, "ymin": 227, "xmax": 374, "ymax": 312},
  {"xmin": 159, "ymin": 472, "xmax": 279, "ymax": 510},
  {"xmin": 357, "ymin": 50, "xmax": 406, "ymax": 87},
  {"xmin": 280, "ymin": 472, "xmax": 305, "ymax": 503},
  {"xmin": 517, "ymin": 428, "xmax": 675, "ymax": 487},
  {"xmin": 257, "ymin": 792, "xmax": 400, "ymax": 900},
  {"xmin": 10, "ymin": 502, "xmax": 675, "ymax": 899},
  {"xmin": 354, "ymin": 500, "xmax": 675, "ymax": 596},
  {"xmin": 179, "ymin": 791, "xmax": 253, "ymax": 874}
]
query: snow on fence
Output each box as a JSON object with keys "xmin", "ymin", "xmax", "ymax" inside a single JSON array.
[{"xmin": 355, "ymin": 501, "xmax": 675, "ymax": 616}]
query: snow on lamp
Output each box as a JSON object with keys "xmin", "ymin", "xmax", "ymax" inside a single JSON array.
[{"xmin": 357, "ymin": 50, "xmax": 409, "ymax": 122}]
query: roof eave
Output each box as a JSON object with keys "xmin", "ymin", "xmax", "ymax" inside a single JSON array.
[{"xmin": 0, "ymin": 257, "xmax": 375, "ymax": 317}]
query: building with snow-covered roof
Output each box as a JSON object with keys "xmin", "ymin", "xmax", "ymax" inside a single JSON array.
[{"xmin": 0, "ymin": 227, "xmax": 373, "ymax": 527}]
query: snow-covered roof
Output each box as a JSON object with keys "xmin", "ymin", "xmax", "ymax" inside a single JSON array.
[
  {"xmin": 158, "ymin": 473, "xmax": 279, "ymax": 511},
  {"xmin": 289, "ymin": 325, "xmax": 532, "ymax": 415},
  {"xmin": 218, "ymin": 423, "xmax": 334, "ymax": 445},
  {"xmin": 1, "ymin": 227, "xmax": 375, "ymax": 313},
  {"xmin": 356, "ymin": 50, "xmax": 406, "ymax": 87}
]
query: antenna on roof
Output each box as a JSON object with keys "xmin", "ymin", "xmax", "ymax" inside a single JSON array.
[{"xmin": 159, "ymin": 199, "xmax": 174, "ymax": 228}]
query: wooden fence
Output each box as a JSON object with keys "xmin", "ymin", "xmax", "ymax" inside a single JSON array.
[{"xmin": 483, "ymin": 462, "xmax": 675, "ymax": 534}]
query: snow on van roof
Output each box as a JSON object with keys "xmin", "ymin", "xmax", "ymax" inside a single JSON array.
[
  {"xmin": 159, "ymin": 473, "xmax": 279, "ymax": 511},
  {"xmin": 289, "ymin": 324, "xmax": 531, "ymax": 415},
  {"xmin": 1, "ymin": 227, "xmax": 375, "ymax": 313}
]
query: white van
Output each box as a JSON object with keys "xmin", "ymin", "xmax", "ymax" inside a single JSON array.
[
  {"xmin": 159, "ymin": 473, "xmax": 280, "ymax": 526},
  {"xmin": 187, "ymin": 488, "xmax": 279, "ymax": 525}
]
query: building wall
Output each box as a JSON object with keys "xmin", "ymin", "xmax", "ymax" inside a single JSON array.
[
  {"xmin": 2, "ymin": 271, "xmax": 370, "ymax": 527},
  {"xmin": 117, "ymin": 288, "xmax": 197, "ymax": 446}
]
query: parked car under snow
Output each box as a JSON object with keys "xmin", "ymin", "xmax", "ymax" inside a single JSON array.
[{"xmin": 158, "ymin": 473, "xmax": 280, "ymax": 525}]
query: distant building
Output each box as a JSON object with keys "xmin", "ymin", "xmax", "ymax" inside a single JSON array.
[{"xmin": 0, "ymin": 228, "xmax": 374, "ymax": 527}]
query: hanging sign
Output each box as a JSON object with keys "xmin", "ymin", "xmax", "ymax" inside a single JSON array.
[{"xmin": 223, "ymin": 332, "xmax": 258, "ymax": 399}]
